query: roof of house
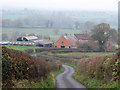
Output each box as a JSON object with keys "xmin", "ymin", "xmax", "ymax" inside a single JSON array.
[
  {"xmin": 23, "ymin": 36, "xmax": 38, "ymax": 40},
  {"xmin": 74, "ymin": 34, "xmax": 91, "ymax": 40},
  {"xmin": 33, "ymin": 39, "xmax": 53, "ymax": 45},
  {"xmin": 64, "ymin": 34, "xmax": 78, "ymax": 46}
]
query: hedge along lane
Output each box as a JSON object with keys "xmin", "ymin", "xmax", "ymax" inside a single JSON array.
[{"xmin": 56, "ymin": 64, "xmax": 87, "ymax": 88}]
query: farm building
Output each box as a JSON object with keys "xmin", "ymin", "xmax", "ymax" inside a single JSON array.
[
  {"xmin": 33, "ymin": 39, "xmax": 53, "ymax": 47},
  {"xmin": 8, "ymin": 36, "xmax": 54, "ymax": 47},
  {"xmin": 54, "ymin": 33, "xmax": 91, "ymax": 48},
  {"xmin": 17, "ymin": 36, "xmax": 38, "ymax": 41}
]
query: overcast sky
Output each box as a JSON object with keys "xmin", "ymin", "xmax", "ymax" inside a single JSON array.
[{"xmin": 2, "ymin": 0, "xmax": 120, "ymax": 11}]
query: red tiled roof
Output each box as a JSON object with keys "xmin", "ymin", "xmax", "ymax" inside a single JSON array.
[{"xmin": 74, "ymin": 34, "xmax": 91, "ymax": 40}]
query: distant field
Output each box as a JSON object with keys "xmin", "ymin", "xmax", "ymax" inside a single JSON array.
[
  {"xmin": 4, "ymin": 45, "xmax": 41, "ymax": 51},
  {"xmin": 2, "ymin": 28, "xmax": 83, "ymax": 39}
]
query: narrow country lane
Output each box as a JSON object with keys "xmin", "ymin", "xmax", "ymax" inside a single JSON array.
[{"xmin": 56, "ymin": 64, "xmax": 87, "ymax": 89}]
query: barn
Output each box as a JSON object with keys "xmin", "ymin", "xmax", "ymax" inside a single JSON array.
[
  {"xmin": 16, "ymin": 36, "xmax": 53, "ymax": 47},
  {"xmin": 54, "ymin": 34, "xmax": 78, "ymax": 48},
  {"xmin": 17, "ymin": 36, "xmax": 38, "ymax": 41},
  {"xmin": 33, "ymin": 39, "xmax": 53, "ymax": 47}
]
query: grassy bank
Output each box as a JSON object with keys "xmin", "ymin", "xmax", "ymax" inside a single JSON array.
[
  {"xmin": 4, "ymin": 45, "xmax": 41, "ymax": 51},
  {"xmin": 16, "ymin": 73, "xmax": 56, "ymax": 88},
  {"xmin": 63, "ymin": 63, "xmax": 119, "ymax": 88},
  {"xmin": 17, "ymin": 67, "xmax": 65, "ymax": 88},
  {"xmin": 73, "ymin": 72, "xmax": 119, "ymax": 88}
]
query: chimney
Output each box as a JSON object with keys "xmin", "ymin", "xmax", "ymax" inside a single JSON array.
[{"xmin": 48, "ymin": 37, "xmax": 50, "ymax": 41}]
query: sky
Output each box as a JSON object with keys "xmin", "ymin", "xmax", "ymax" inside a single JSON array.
[{"xmin": 2, "ymin": 0, "xmax": 120, "ymax": 11}]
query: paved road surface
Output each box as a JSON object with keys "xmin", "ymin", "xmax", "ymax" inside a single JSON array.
[{"xmin": 56, "ymin": 64, "xmax": 87, "ymax": 89}]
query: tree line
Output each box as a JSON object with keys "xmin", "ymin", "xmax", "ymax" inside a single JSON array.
[{"xmin": 2, "ymin": 14, "xmax": 95, "ymax": 30}]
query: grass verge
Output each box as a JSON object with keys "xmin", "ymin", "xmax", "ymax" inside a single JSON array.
[
  {"xmin": 53, "ymin": 67, "xmax": 65, "ymax": 77},
  {"xmin": 15, "ymin": 73, "xmax": 55, "ymax": 88},
  {"xmin": 15, "ymin": 67, "xmax": 65, "ymax": 88}
]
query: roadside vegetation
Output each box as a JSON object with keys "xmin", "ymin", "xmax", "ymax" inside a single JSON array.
[
  {"xmin": 64, "ymin": 51, "xmax": 120, "ymax": 88},
  {"xmin": 2, "ymin": 46, "xmax": 64, "ymax": 88},
  {"xmin": 35, "ymin": 48, "xmax": 119, "ymax": 88},
  {"xmin": 2, "ymin": 46, "xmax": 119, "ymax": 88}
]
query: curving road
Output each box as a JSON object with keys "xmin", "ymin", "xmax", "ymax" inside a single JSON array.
[{"xmin": 56, "ymin": 64, "xmax": 87, "ymax": 89}]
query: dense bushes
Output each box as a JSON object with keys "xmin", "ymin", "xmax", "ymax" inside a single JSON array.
[
  {"xmin": 77, "ymin": 50, "xmax": 120, "ymax": 83},
  {"xmin": 2, "ymin": 46, "xmax": 50, "ymax": 88}
]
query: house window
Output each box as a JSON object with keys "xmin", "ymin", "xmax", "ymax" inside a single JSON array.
[
  {"xmin": 55, "ymin": 46, "xmax": 57, "ymax": 48},
  {"xmin": 62, "ymin": 41, "xmax": 64, "ymax": 45},
  {"xmin": 69, "ymin": 46, "xmax": 71, "ymax": 48}
]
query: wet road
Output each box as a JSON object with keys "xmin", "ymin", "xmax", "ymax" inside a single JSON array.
[{"xmin": 56, "ymin": 64, "xmax": 87, "ymax": 88}]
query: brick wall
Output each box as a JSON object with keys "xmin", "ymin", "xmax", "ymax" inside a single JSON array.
[{"xmin": 54, "ymin": 36, "xmax": 71, "ymax": 48}]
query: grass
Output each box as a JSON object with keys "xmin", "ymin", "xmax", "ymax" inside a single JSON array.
[
  {"xmin": 73, "ymin": 72, "xmax": 120, "ymax": 88},
  {"xmin": 53, "ymin": 67, "xmax": 65, "ymax": 77},
  {"xmin": 64, "ymin": 63, "xmax": 120, "ymax": 88},
  {"xmin": 4, "ymin": 45, "xmax": 41, "ymax": 51},
  {"xmin": 14, "ymin": 68, "xmax": 65, "ymax": 88},
  {"xmin": 2, "ymin": 27, "xmax": 82, "ymax": 39}
]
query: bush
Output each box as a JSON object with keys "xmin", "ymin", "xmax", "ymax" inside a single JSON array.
[
  {"xmin": 78, "ymin": 55, "xmax": 113, "ymax": 82},
  {"xmin": 2, "ymin": 46, "xmax": 50, "ymax": 88},
  {"xmin": 50, "ymin": 62, "xmax": 62, "ymax": 71},
  {"xmin": 112, "ymin": 50, "xmax": 120, "ymax": 81},
  {"xmin": 25, "ymin": 49, "xmax": 34, "ymax": 54}
]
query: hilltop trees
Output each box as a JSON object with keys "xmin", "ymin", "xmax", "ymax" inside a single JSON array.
[{"xmin": 91, "ymin": 23, "xmax": 117, "ymax": 52}]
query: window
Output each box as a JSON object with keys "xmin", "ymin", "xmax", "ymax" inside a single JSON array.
[
  {"xmin": 62, "ymin": 41, "xmax": 64, "ymax": 45},
  {"xmin": 69, "ymin": 46, "xmax": 71, "ymax": 48}
]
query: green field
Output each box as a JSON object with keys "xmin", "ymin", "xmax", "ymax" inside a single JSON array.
[
  {"xmin": 2, "ymin": 28, "xmax": 83, "ymax": 39},
  {"xmin": 4, "ymin": 45, "xmax": 41, "ymax": 51}
]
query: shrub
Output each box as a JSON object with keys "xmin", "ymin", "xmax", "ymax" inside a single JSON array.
[
  {"xmin": 2, "ymin": 46, "xmax": 50, "ymax": 88},
  {"xmin": 112, "ymin": 50, "xmax": 120, "ymax": 81}
]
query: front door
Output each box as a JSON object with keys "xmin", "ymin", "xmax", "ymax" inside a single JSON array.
[{"xmin": 61, "ymin": 46, "xmax": 65, "ymax": 48}]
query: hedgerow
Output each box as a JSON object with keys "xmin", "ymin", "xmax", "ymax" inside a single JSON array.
[
  {"xmin": 2, "ymin": 46, "xmax": 50, "ymax": 88},
  {"xmin": 77, "ymin": 50, "xmax": 120, "ymax": 83}
]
